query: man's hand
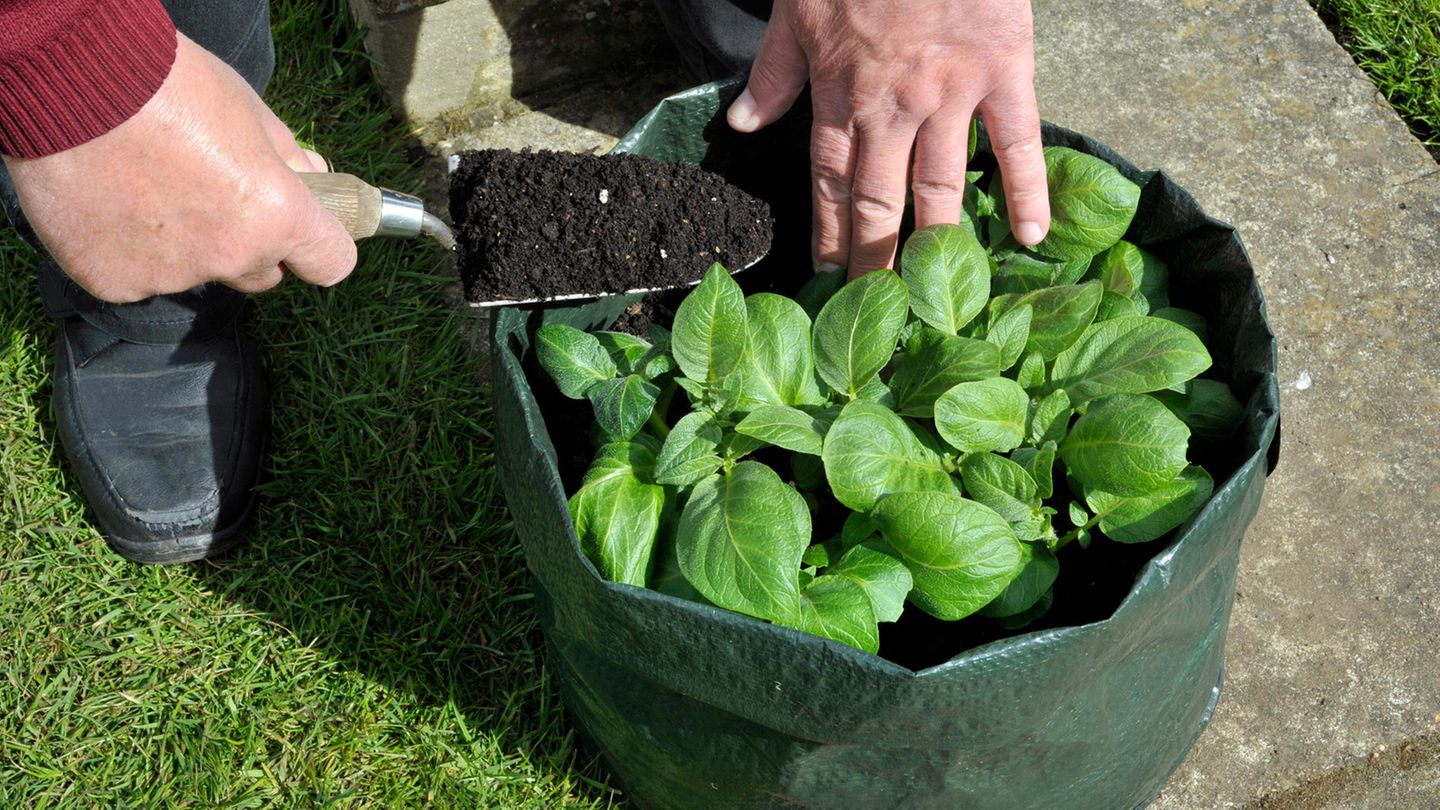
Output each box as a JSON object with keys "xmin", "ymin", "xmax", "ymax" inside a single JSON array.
[
  {"xmin": 1, "ymin": 33, "xmax": 356, "ymax": 303},
  {"xmin": 727, "ymin": 0, "xmax": 1049, "ymax": 278}
]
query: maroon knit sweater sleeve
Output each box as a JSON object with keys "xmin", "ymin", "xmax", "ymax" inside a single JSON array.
[{"xmin": 0, "ymin": 0, "xmax": 177, "ymax": 158}]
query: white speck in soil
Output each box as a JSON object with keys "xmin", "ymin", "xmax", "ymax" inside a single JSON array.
[
  {"xmin": 659, "ymin": 248, "xmax": 668, "ymax": 259},
  {"xmin": 599, "ymin": 188, "xmax": 609, "ymax": 204},
  {"xmin": 1325, "ymin": 250, "xmax": 1335, "ymax": 264},
  {"xmin": 1292, "ymin": 370, "xmax": 1313, "ymax": 391}
]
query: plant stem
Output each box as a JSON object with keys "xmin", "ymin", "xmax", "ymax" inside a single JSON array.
[
  {"xmin": 1056, "ymin": 512, "xmax": 1103, "ymax": 550},
  {"xmin": 648, "ymin": 383, "xmax": 675, "ymax": 440}
]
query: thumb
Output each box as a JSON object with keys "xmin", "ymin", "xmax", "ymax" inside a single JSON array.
[
  {"xmin": 276, "ymin": 171, "xmax": 358, "ymax": 288},
  {"xmin": 728, "ymin": 14, "xmax": 808, "ymax": 133},
  {"xmin": 257, "ymin": 104, "xmax": 329, "ymax": 173}
]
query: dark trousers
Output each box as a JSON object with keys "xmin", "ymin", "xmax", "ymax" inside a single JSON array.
[
  {"xmin": 651, "ymin": 0, "xmax": 769, "ymax": 83},
  {"xmin": 0, "ymin": 0, "xmax": 274, "ymax": 339}
]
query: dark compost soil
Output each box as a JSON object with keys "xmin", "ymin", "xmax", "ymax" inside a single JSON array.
[{"xmin": 449, "ymin": 149, "xmax": 773, "ymax": 303}]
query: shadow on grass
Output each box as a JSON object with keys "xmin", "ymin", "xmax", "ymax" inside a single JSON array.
[{"xmin": 189, "ymin": 261, "xmax": 623, "ymax": 806}]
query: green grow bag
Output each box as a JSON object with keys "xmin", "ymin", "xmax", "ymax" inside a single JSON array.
[{"xmin": 490, "ymin": 79, "xmax": 1280, "ymax": 809}]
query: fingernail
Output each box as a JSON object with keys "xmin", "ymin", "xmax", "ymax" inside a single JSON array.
[
  {"xmin": 1014, "ymin": 221, "xmax": 1046, "ymax": 245},
  {"xmin": 303, "ymin": 148, "xmax": 329, "ymax": 172},
  {"xmin": 728, "ymin": 89, "xmax": 760, "ymax": 131},
  {"xmin": 815, "ymin": 262, "xmax": 844, "ymax": 275}
]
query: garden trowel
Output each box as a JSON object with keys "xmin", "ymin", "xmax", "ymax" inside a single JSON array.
[{"xmin": 300, "ymin": 171, "xmax": 769, "ymax": 308}]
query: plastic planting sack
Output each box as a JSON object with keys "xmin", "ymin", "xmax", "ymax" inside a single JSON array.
[{"xmin": 490, "ymin": 78, "xmax": 1279, "ymax": 809}]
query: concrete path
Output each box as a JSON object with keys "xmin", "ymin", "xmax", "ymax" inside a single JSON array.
[
  {"xmin": 1033, "ymin": 2, "xmax": 1440, "ymax": 806},
  {"xmin": 351, "ymin": 0, "xmax": 1440, "ymax": 805}
]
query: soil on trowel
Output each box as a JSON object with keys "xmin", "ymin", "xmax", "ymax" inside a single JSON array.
[{"xmin": 449, "ymin": 149, "xmax": 773, "ymax": 303}]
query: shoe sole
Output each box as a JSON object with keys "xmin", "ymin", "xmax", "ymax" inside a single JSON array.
[
  {"xmin": 104, "ymin": 432, "xmax": 266, "ymax": 565},
  {"xmin": 104, "ymin": 488, "xmax": 258, "ymax": 565}
]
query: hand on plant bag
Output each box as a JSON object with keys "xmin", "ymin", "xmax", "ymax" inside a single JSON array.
[
  {"xmin": 727, "ymin": 0, "xmax": 1051, "ymax": 279},
  {"xmin": 1, "ymin": 33, "xmax": 356, "ymax": 304}
]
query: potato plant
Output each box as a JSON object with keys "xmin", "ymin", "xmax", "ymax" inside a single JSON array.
[{"xmin": 534, "ymin": 146, "xmax": 1244, "ymax": 654}]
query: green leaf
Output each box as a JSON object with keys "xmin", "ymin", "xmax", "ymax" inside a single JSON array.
[
  {"xmin": 1086, "ymin": 465, "xmax": 1214, "ymax": 543},
  {"xmin": 900, "ymin": 223, "xmax": 991, "ymax": 334},
  {"xmin": 735, "ymin": 405, "xmax": 828, "ymax": 456},
  {"xmin": 1031, "ymin": 147, "xmax": 1141, "ymax": 262},
  {"xmin": 1136, "ymin": 249, "xmax": 1170, "ymax": 310},
  {"xmin": 1011, "ymin": 441, "xmax": 1058, "ymax": 499},
  {"xmin": 802, "ymin": 543, "xmax": 831, "ymax": 569},
  {"xmin": 1013, "ymin": 350, "xmax": 1046, "ymax": 391},
  {"xmin": 1151, "ymin": 307, "xmax": 1209, "ymax": 342},
  {"xmin": 871, "ymin": 491, "xmax": 1025, "ymax": 621},
  {"xmin": 990, "ymin": 281, "xmax": 1103, "ymax": 359},
  {"xmin": 959, "ymin": 452, "xmax": 1040, "ymax": 525},
  {"xmin": 678, "ymin": 461, "xmax": 811, "ymax": 625},
  {"xmin": 890, "ymin": 328, "xmax": 1001, "ymax": 418},
  {"xmin": 1068, "ymin": 500, "xmax": 1091, "ymax": 529},
  {"xmin": 569, "ymin": 452, "xmax": 665, "ymax": 586},
  {"xmin": 991, "ymin": 249, "xmax": 1088, "ymax": 295},
  {"xmin": 829, "ymin": 543, "xmax": 914, "ymax": 623},
  {"xmin": 795, "ymin": 266, "xmax": 847, "ymax": 321},
  {"xmin": 725, "ymin": 432, "xmax": 769, "ymax": 464},
  {"xmin": 586, "ymin": 437, "xmax": 660, "ymax": 483},
  {"xmin": 1028, "ymin": 389, "xmax": 1073, "ymax": 446},
  {"xmin": 1059, "ymin": 394, "xmax": 1191, "ymax": 496},
  {"xmin": 737, "ymin": 293, "xmax": 826, "ymax": 409},
  {"xmin": 1154, "ymin": 379, "xmax": 1246, "ymax": 445},
  {"xmin": 1086, "ymin": 241, "xmax": 1138, "ymax": 296},
  {"xmin": 994, "ymin": 588, "xmax": 1054, "ymax": 629},
  {"xmin": 978, "ymin": 543, "xmax": 1059, "ymax": 618},
  {"xmin": 793, "ymin": 574, "xmax": 879, "ymax": 653},
  {"xmin": 934, "ymin": 378, "xmax": 1029, "ymax": 454},
  {"xmin": 822, "ymin": 400, "xmax": 956, "ymax": 512},
  {"xmin": 650, "ymin": 528, "xmax": 710, "ymax": 605},
  {"xmin": 1096, "ymin": 290, "xmax": 1144, "ymax": 321},
  {"xmin": 812, "ymin": 270, "xmax": 909, "ymax": 397},
  {"xmin": 587, "ymin": 374, "xmax": 660, "ymax": 440},
  {"xmin": 593, "ymin": 331, "xmax": 655, "ymax": 376},
  {"xmin": 853, "ymin": 374, "xmax": 893, "ymax": 404},
  {"xmin": 986, "ymin": 303, "xmax": 1032, "ymax": 371},
  {"xmin": 654, "ymin": 411, "xmax": 723, "ymax": 486},
  {"xmin": 841, "ymin": 512, "xmax": 880, "ymax": 549},
  {"xmin": 671, "ymin": 263, "xmax": 748, "ymax": 383},
  {"xmin": 536, "ymin": 324, "xmax": 618, "ymax": 398},
  {"xmin": 991, "ymin": 250, "xmax": 1057, "ymax": 294},
  {"xmin": 1090, "ymin": 241, "xmax": 1168, "ymax": 308},
  {"xmin": 1049, "ymin": 316, "xmax": 1212, "ymax": 407}
]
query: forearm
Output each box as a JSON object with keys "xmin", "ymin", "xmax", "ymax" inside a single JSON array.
[{"xmin": 0, "ymin": 0, "xmax": 177, "ymax": 158}]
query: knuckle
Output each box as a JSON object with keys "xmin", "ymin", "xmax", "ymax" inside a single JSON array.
[
  {"xmin": 851, "ymin": 191, "xmax": 904, "ymax": 224},
  {"xmin": 1006, "ymin": 184, "xmax": 1050, "ymax": 208},
  {"xmin": 812, "ymin": 166, "xmax": 852, "ymax": 204},
  {"xmin": 911, "ymin": 177, "xmax": 965, "ymax": 204},
  {"xmin": 991, "ymin": 133, "xmax": 1042, "ymax": 164}
]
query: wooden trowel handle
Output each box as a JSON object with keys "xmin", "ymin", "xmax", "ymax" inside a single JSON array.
[
  {"xmin": 299, "ymin": 172, "xmax": 384, "ymax": 241},
  {"xmin": 299, "ymin": 172, "xmax": 452, "ymax": 248}
]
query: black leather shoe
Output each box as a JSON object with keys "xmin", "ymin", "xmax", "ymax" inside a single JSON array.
[{"xmin": 42, "ymin": 264, "xmax": 268, "ymax": 564}]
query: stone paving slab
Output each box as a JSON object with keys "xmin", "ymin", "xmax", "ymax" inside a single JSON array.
[
  {"xmin": 358, "ymin": 0, "xmax": 1440, "ymax": 805},
  {"xmin": 1027, "ymin": 1, "xmax": 1440, "ymax": 806}
]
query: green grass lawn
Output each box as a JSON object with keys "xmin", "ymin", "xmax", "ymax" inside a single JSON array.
[
  {"xmin": 1312, "ymin": 0, "xmax": 1440, "ymax": 156},
  {"xmin": 0, "ymin": 2, "xmax": 618, "ymax": 806}
]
